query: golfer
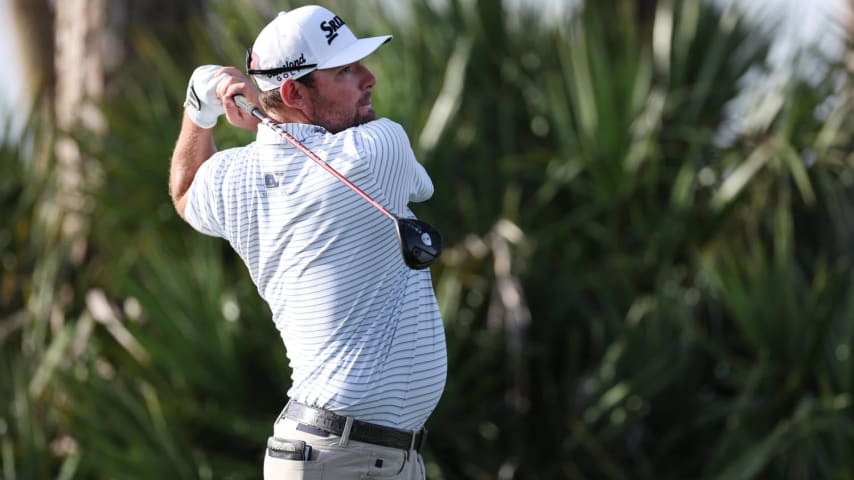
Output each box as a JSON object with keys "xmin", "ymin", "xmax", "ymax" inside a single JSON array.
[{"xmin": 169, "ymin": 5, "xmax": 446, "ymax": 479}]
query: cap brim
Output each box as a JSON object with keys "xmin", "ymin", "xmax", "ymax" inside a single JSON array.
[{"xmin": 317, "ymin": 35, "xmax": 392, "ymax": 70}]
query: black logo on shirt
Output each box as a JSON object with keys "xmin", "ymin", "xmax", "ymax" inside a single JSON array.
[{"xmin": 265, "ymin": 172, "xmax": 286, "ymax": 188}]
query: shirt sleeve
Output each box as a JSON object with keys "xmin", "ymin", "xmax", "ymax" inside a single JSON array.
[
  {"xmin": 183, "ymin": 154, "xmax": 227, "ymax": 239},
  {"xmin": 358, "ymin": 119, "xmax": 434, "ymax": 211},
  {"xmin": 409, "ymin": 161, "xmax": 434, "ymax": 203}
]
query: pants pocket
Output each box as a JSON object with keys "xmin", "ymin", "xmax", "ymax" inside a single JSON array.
[
  {"xmin": 361, "ymin": 449, "xmax": 408, "ymax": 479},
  {"xmin": 263, "ymin": 436, "xmax": 323, "ymax": 480},
  {"xmin": 263, "ymin": 453, "xmax": 323, "ymax": 479}
]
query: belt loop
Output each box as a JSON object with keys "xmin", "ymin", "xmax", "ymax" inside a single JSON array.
[
  {"xmin": 277, "ymin": 399, "xmax": 293, "ymax": 424},
  {"xmin": 338, "ymin": 416, "xmax": 354, "ymax": 447},
  {"xmin": 409, "ymin": 431, "xmax": 417, "ymax": 451},
  {"xmin": 413, "ymin": 428, "xmax": 427, "ymax": 452}
]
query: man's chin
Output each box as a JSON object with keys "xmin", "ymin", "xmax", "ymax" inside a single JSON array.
[{"xmin": 356, "ymin": 110, "xmax": 377, "ymax": 125}]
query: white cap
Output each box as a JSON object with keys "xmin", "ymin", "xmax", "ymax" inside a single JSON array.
[{"xmin": 247, "ymin": 6, "xmax": 392, "ymax": 91}]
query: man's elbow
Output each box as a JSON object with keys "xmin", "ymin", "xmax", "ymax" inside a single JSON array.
[{"xmin": 170, "ymin": 189, "xmax": 189, "ymax": 220}]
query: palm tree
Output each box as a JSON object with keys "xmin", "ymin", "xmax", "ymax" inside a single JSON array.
[
  {"xmin": 3, "ymin": 0, "xmax": 854, "ymax": 478},
  {"xmin": 3, "ymin": 2, "xmax": 204, "ymax": 478}
]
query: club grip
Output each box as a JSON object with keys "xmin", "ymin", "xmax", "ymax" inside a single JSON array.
[{"xmin": 233, "ymin": 94, "xmax": 256, "ymax": 115}]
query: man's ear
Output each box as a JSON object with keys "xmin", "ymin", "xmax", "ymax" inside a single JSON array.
[{"xmin": 280, "ymin": 80, "xmax": 304, "ymax": 108}]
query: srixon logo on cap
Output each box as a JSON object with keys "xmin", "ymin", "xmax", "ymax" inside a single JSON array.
[{"xmin": 320, "ymin": 15, "xmax": 345, "ymax": 45}]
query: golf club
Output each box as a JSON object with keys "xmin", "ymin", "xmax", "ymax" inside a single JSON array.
[{"xmin": 232, "ymin": 94, "xmax": 442, "ymax": 270}]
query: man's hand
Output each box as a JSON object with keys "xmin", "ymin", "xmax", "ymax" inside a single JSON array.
[
  {"xmin": 172, "ymin": 65, "xmax": 262, "ymax": 219},
  {"xmin": 217, "ymin": 66, "xmax": 262, "ymax": 132},
  {"xmin": 184, "ymin": 65, "xmax": 228, "ymax": 129}
]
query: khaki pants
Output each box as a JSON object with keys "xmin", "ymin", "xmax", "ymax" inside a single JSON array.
[{"xmin": 264, "ymin": 418, "xmax": 427, "ymax": 480}]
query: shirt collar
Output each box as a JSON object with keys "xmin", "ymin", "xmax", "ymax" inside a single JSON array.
[{"xmin": 256, "ymin": 122, "xmax": 327, "ymax": 144}]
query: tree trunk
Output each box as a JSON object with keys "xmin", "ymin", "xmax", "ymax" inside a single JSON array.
[
  {"xmin": 53, "ymin": 0, "xmax": 108, "ymax": 264},
  {"xmin": 8, "ymin": 0, "xmax": 204, "ymax": 341},
  {"xmin": 10, "ymin": 0, "xmax": 205, "ymax": 266},
  {"xmin": 847, "ymin": 0, "xmax": 854, "ymax": 74},
  {"xmin": 9, "ymin": 0, "xmax": 53, "ymax": 103}
]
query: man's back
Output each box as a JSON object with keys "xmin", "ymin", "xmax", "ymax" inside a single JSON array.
[{"xmin": 184, "ymin": 118, "xmax": 446, "ymax": 430}]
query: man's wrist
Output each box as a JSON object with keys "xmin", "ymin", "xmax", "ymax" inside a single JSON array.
[{"xmin": 183, "ymin": 110, "xmax": 217, "ymax": 132}]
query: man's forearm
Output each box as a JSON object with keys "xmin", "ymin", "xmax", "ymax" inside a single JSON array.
[{"xmin": 170, "ymin": 113, "xmax": 216, "ymax": 218}]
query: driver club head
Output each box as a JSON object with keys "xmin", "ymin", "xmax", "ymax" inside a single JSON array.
[{"xmin": 394, "ymin": 218, "xmax": 443, "ymax": 270}]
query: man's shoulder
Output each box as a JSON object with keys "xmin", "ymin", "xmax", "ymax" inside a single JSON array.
[
  {"xmin": 211, "ymin": 142, "xmax": 256, "ymax": 162},
  {"xmin": 194, "ymin": 143, "xmax": 256, "ymax": 181},
  {"xmin": 351, "ymin": 118, "xmax": 407, "ymax": 137}
]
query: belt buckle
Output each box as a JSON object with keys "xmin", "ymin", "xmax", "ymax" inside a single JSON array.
[{"xmin": 411, "ymin": 427, "xmax": 427, "ymax": 452}]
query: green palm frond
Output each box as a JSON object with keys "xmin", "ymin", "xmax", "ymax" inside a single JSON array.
[{"xmin": 4, "ymin": 0, "xmax": 854, "ymax": 478}]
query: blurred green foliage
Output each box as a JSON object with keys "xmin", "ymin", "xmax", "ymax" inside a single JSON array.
[{"xmin": 2, "ymin": 0, "xmax": 853, "ymax": 478}]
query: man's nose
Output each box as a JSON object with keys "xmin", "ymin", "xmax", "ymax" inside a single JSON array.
[{"xmin": 360, "ymin": 64, "xmax": 376, "ymax": 89}]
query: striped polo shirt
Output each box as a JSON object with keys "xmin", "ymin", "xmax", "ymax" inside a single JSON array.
[{"xmin": 184, "ymin": 118, "xmax": 447, "ymax": 430}]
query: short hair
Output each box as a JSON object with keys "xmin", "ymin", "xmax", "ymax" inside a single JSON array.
[{"xmin": 258, "ymin": 73, "xmax": 316, "ymax": 115}]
